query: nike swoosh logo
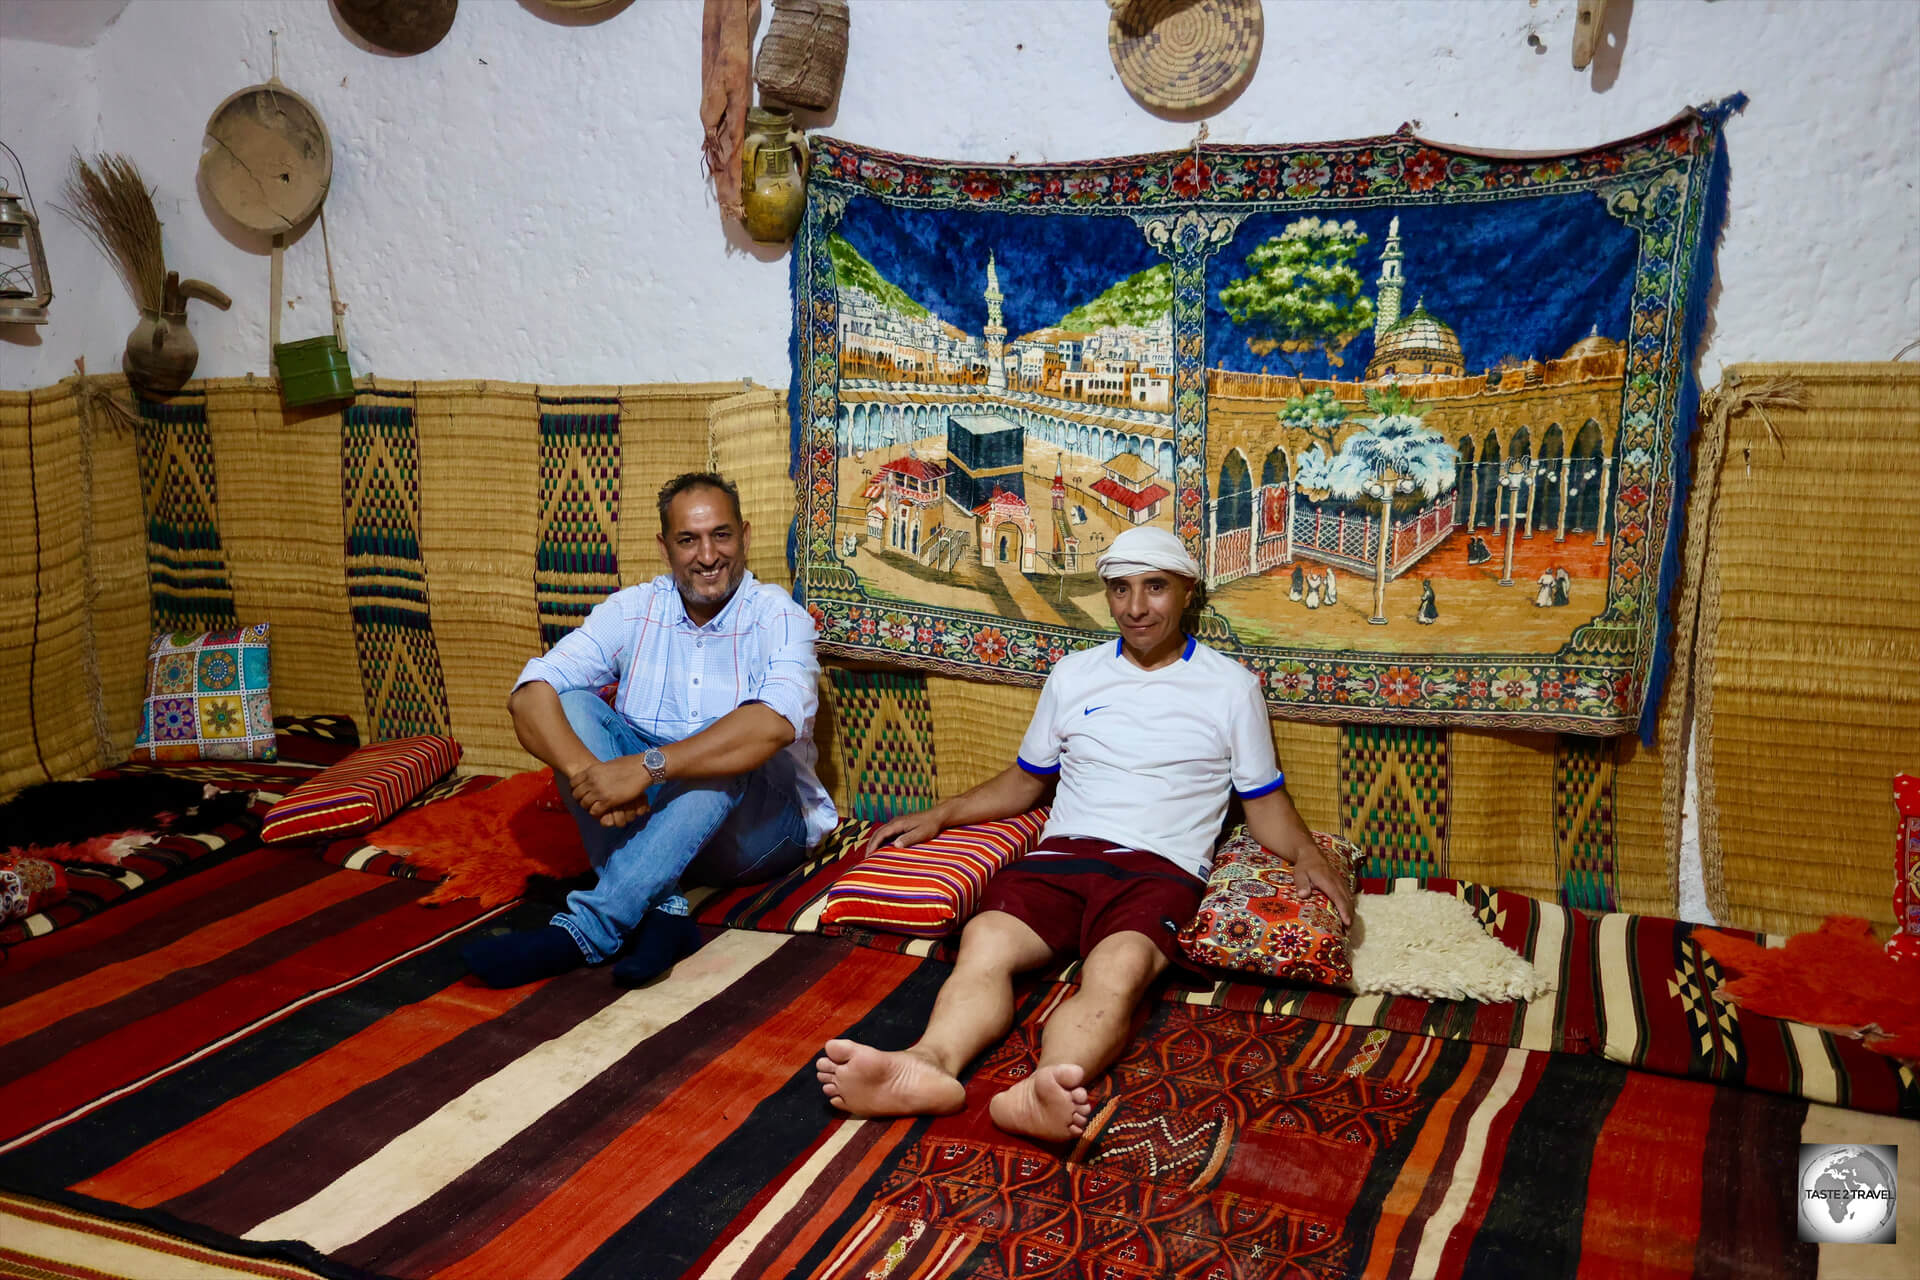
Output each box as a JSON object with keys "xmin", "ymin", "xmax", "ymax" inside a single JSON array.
[{"xmin": 1083, "ymin": 705, "xmax": 1110, "ymax": 715}]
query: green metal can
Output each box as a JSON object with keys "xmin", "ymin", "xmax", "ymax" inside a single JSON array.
[{"xmin": 274, "ymin": 335, "xmax": 354, "ymax": 408}]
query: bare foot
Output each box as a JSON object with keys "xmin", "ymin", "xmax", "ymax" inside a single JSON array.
[
  {"xmin": 988, "ymin": 1063, "xmax": 1091, "ymax": 1141},
  {"xmin": 815, "ymin": 1038, "xmax": 967, "ymax": 1117}
]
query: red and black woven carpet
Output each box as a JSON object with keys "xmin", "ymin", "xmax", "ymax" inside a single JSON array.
[{"xmin": 0, "ymin": 845, "xmax": 1823, "ymax": 1280}]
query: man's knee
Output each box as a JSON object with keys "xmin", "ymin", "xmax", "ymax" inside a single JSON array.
[
  {"xmin": 1079, "ymin": 932, "xmax": 1168, "ymax": 1002},
  {"xmin": 558, "ymin": 688, "xmax": 617, "ymax": 745},
  {"xmin": 955, "ymin": 910, "xmax": 1054, "ymax": 975}
]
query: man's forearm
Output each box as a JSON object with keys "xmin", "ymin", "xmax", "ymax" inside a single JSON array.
[
  {"xmin": 930, "ymin": 764, "xmax": 1052, "ymax": 828},
  {"xmin": 652, "ymin": 702, "xmax": 796, "ymax": 781},
  {"xmin": 1242, "ymin": 786, "xmax": 1318, "ymax": 859},
  {"xmin": 507, "ymin": 682, "xmax": 600, "ymax": 780}
]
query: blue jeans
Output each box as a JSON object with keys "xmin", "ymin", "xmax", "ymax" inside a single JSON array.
[{"xmin": 550, "ymin": 689, "xmax": 809, "ymax": 962}]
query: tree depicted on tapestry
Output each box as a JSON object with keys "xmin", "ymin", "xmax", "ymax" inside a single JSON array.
[
  {"xmin": 1216, "ymin": 217, "xmax": 1375, "ymax": 376},
  {"xmin": 1204, "ymin": 209, "xmax": 1629, "ymax": 675},
  {"xmin": 1288, "ymin": 391, "xmax": 1459, "ymax": 628},
  {"xmin": 793, "ymin": 104, "xmax": 1741, "ymax": 733}
]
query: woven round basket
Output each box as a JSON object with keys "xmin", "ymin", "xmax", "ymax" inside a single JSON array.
[
  {"xmin": 755, "ymin": 0, "xmax": 850, "ymax": 112},
  {"xmin": 1108, "ymin": 0, "xmax": 1263, "ymax": 114},
  {"xmin": 199, "ymin": 80, "xmax": 333, "ymax": 235},
  {"xmin": 335, "ymin": 0, "xmax": 457, "ymax": 56}
]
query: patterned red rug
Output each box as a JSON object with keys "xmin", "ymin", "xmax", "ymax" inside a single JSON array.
[{"xmin": 820, "ymin": 998, "xmax": 1813, "ymax": 1280}]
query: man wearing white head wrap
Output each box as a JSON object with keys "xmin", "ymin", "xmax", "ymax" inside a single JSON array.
[
  {"xmin": 818, "ymin": 524, "xmax": 1351, "ymax": 1144},
  {"xmin": 1093, "ymin": 525, "xmax": 1201, "ymax": 583}
]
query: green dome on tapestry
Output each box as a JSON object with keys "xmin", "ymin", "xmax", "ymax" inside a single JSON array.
[{"xmin": 1365, "ymin": 298, "xmax": 1465, "ymax": 380}]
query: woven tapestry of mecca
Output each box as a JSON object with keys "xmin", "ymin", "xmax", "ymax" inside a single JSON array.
[{"xmin": 789, "ymin": 101, "xmax": 1739, "ymax": 735}]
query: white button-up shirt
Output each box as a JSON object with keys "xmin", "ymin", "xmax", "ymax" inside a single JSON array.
[{"xmin": 515, "ymin": 571, "xmax": 837, "ymax": 847}]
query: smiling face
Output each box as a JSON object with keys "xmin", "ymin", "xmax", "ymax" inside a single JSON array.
[
  {"xmin": 1103, "ymin": 569, "xmax": 1193, "ymax": 668},
  {"xmin": 658, "ymin": 485, "xmax": 751, "ymax": 625}
]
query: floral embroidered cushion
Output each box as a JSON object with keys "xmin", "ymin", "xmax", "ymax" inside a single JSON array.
[
  {"xmin": 0, "ymin": 852, "xmax": 69, "ymax": 924},
  {"xmin": 1177, "ymin": 827, "xmax": 1360, "ymax": 987}
]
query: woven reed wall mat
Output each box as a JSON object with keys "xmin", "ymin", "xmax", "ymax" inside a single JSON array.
[
  {"xmin": 204, "ymin": 379, "xmax": 371, "ymax": 740},
  {"xmin": 1694, "ymin": 362, "xmax": 1920, "ymax": 936},
  {"xmin": 0, "ymin": 381, "xmax": 146, "ymax": 796}
]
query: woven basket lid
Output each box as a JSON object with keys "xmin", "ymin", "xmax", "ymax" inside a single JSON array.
[
  {"xmin": 200, "ymin": 79, "xmax": 333, "ymax": 235},
  {"xmin": 1108, "ymin": 0, "xmax": 1263, "ymax": 114},
  {"xmin": 335, "ymin": 0, "xmax": 457, "ymax": 56}
]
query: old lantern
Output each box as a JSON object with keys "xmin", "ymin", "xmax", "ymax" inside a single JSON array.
[{"xmin": 0, "ymin": 144, "xmax": 52, "ymax": 325}]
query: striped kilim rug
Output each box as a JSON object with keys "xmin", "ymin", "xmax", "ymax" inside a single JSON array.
[
  {"xmin": 0, "ymin": 836, "xmax": 1893, "ymax": 1279},
  {"xmin": 1, "ymin": 1190, "xmax": 331, "ymax": 1280},
  {"xmin": 0, "ymin": 720, "xmax": 357, "ymax": 950}
]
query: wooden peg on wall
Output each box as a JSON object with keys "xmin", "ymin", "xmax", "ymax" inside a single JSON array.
[{"xmin": 1573, "ymin": 0, "xmax": 1609, "ymax": 70}]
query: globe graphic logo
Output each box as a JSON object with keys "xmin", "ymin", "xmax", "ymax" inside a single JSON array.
[{"xmin": 1798, "ymin": 1144, "xmax": 1897, "ymax": 1244}]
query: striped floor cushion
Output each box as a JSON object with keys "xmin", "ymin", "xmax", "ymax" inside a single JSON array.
[
  {"xmin": 694, "ymin": 848, "xmax": 1602, "ymax": 1058},
  {"xmin": 1592, "ymin": 912, "xmax": 1920, "ymax": 1117},
  {"xmin": 819, "ymin": 808, "xmax": 1050, "ymax": 937},
  {"xmin": 689, "ymin": 819, "xmax": 878, "ymax": 934},
  {"xmin": 261, "ymin": 736, "xmax": 462, "ymax": 844}
]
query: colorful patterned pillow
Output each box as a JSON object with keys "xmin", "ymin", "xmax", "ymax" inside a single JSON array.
[
  {"xmin": 130, "ymin": 624, "xmax": 276, "ymax": 762},
  {"xmin": 820, "ymin": 808, "xmax": 1050, "ymax": 937},
  {"xmin": 260, "ymin": 735, "xmax": 462, "ymax": 844},
  {"xmin": 1, "ymin": 852, "xmax": 68, "ymax": 923},
  {"xmin": 1177, "ymin": 828, "xmax": 1360, "ymax": 987}
]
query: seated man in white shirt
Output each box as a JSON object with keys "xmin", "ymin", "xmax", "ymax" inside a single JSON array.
[
  {"xmin": 464, "ymin": 472, "xmax": 837, "ymax": 988},
  {"xmin": 816, "ymin": 526, "xmax": 1352, "ymax": 1142}
]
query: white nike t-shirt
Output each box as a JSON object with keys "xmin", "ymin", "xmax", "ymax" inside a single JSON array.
[{"xmin": 1016, "ymin": 635, "xmax": 1283, "ymax": 878}]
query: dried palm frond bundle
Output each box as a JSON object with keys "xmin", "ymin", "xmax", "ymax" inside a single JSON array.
[{"xmin": 58, "ymin": 153, "xmax": 167, "ymax": 311}]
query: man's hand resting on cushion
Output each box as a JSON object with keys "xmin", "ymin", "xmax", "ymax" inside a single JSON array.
[
  {"xmin": 570, "ymin": 758, "xmax": 652, "ymax": 829},
  {"xmin": 1243, "ymin": 787, "xmax": 1353, "ymax": 925},
  {"xmin": 1287, "ymin": 842, "xmax": 1354, "ymax": 925},
  {"xmin": 865, "ymin": 806, "xmax": 946, "ymax": 854}
]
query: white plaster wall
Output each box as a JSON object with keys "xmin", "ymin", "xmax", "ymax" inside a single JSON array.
[
  {"xmin": 4, "ymin": 0, "xmax": 1918, "ymax": 921},
  {"xmin": 3, "ymin": 0, "xmax": 1916, "ymax": 391},
  {"xmin": 0, "ymin": 35, "xmax": 112, "ymax": 383}
]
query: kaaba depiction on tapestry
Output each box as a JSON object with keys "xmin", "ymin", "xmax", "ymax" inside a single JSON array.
[{"xmin": 790, "ymin": 102, "xmax": 1739, "ymax": 736}]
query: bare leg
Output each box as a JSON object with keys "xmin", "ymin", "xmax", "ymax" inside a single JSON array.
[
  {"xmin": 988, "ymin": 931, "xmax": 1167, "ymax": 1142},
  {"xmin": 817, "ymin": 912, "xmax": 1056, "ymax": 1117}
]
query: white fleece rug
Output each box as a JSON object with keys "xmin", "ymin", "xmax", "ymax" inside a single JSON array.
[{"xmin": 1349, "ymin": 889, "xmax": 1556, "ymax": 1003}]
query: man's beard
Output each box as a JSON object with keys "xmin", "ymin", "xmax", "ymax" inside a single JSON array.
[{"xmin": 679, "ymin": 562, "xmax": 743, "ymax": 606}]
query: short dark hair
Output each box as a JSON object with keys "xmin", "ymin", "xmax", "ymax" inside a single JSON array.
[{"xmin": 657, "ymin": 472, "xmax": 743, "ymax": 532}]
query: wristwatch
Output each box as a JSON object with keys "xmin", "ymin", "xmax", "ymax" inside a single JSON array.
[{"xmin": 642, "ymin": 747, "xmax": 669, "ymax": 784}]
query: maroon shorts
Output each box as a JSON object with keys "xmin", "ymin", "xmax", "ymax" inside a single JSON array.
[{"xmin": 975, "ymin": 835, "xmax": 1205, "ymax": 962}]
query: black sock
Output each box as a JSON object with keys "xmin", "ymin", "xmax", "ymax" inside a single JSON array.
[
  {"xmin": 611, "ymin": 910, "xmax": 703, "ymax": 987},
  {"xmin": 462, "ymin": 924, "xmax": 586, "ymax": 988}
]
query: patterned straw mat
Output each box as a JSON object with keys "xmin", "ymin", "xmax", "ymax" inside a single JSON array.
[{"xmin": 1695, "ymin": 363, "xmax": 1920, "ymax": 935}]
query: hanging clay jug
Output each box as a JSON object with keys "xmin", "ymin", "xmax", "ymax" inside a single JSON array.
[
  {"xmin": 740, "ymin": 106, "xmax": 808, "ymax": 244},
  {"xmin": 124, "ymin": 272, "xmax": 231, "ymax": 396}
]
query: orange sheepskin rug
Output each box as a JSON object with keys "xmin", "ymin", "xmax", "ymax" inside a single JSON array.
[
  {"xmin": 1695, "ymin": 917, "xmax": 1920, "ymax": 1063},
  {"xmin": 368, "ymin": 770, "xmax": 590, "ymax": 907}
]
